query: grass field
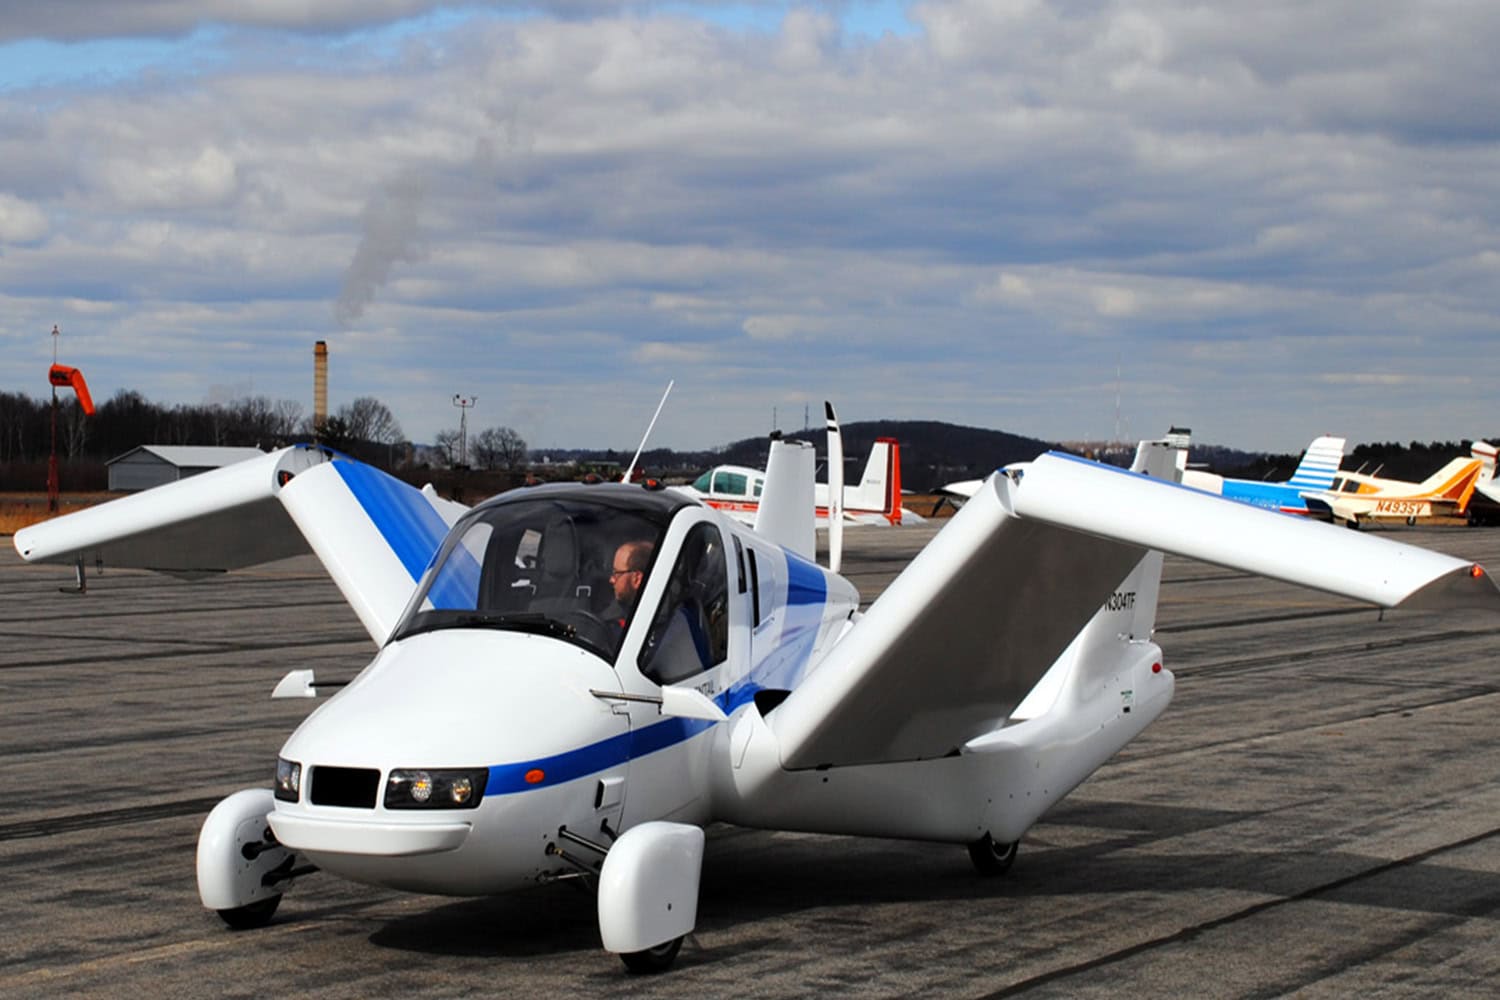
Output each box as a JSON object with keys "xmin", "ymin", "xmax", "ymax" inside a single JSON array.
[{"xmin": 0, "ymin": 493, "xmax": 111, "ymax": 535}]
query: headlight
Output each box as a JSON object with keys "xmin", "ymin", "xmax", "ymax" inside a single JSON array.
[
  {"xmin": 274, "ymin": 758, "xmax": 301, "ymax": 802},
  {"xmin": 384, "ymin": 768, "xmax": 487, "ymax": 810}
]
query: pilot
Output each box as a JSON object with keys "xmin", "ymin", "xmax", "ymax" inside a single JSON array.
[{"xmin": 604, "ymin": 540, "xmax": 654, "ymax": 630}]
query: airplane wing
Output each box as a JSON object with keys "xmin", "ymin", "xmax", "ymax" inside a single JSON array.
[
  {"xmin": 769, "ymin": 451, "xmax": 1500, "ymax": 769},
  {"xmin": 13, "ymin": 446, "xmax": 469, "ymax": 645}
]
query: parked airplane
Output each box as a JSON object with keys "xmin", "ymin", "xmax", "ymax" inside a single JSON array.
[
  {"xmin": 1466, "ymin": 441, "xmax": 1500, "ymax": 526},
  {"xmin": 682, "ymin": 435, "xmax": 922, "ymax": 526},
  {"xmin": 941, "ymin": 431, "xmax": 1346, "ymax": 518},
  {"xmin": 13, "ymin": 421, "xmax": 1498, "ymax": 973},
  {"xmin": 1180, "ymin": 433, "xmax": 1346, "ymax": 515},
  {"xmin": 1302, "ymin": 451, "xmax": 1487, "ymax": 529}
]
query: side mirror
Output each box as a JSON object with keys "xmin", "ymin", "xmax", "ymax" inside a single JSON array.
[
  {"xmin": 659, "ymin": 685, "xmax": 728, "ymax": 722},
  {"xmin": 271, "ymin": 669, "xmax": 317, "ymax": 699}
]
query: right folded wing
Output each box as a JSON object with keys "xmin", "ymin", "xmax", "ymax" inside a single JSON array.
[
  {"xmin": 13, "ymin": 446, "xmax": 467, "ymax": 645},
  {"xmin": 769, "ymin": 451, "xmax": 1500, "ymax": 770}
]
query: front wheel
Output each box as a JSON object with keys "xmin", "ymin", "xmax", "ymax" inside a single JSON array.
[
  {"xmin": 967, "ymin": 833, "xmax": 1018, "ymax": 876},
  {"xmin": 217, "ymin": 894, "xmax": 281, "ymax": 930},
  {"xmin": 620, "ymin": 935, "xmax": 683, "ymax": 974}
]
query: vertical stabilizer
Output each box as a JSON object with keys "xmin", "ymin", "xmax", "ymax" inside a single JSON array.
[
  {"xmin": 1473, "ymin": 441, "xmax": 1496, "ymax": 484},
  {"xmin": 1286, "ymin": 435, "xmax": 1346, "ymax": 490},
  {"xmin": 845, "ymin": 438, "xmax": 902, "ymax": 524},
  {"xmin": 1008, "ymin": 435, "xmax": 1183, "ymax": 723},
  {"xmin": 754, "ymin": 437, "xmax": 817, "ymax": 559}
]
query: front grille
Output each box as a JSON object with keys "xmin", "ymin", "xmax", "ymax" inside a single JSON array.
[{"xmin": 310, "ymin": 766, "xmax": 381, "ymax": 808}]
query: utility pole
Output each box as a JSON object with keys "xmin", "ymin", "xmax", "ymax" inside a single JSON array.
[
  {"xmin": 452, "ymin": 394, "xmax": 477, "ymax": 468},
  {"xmin": 47, "ymin": 325, "xmax": 60, "ymax": 512}
]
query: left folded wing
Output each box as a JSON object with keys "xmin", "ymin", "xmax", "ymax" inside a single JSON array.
[
  {"xmin": 769, "ymin": 451, "xmax": 1500, "ymax": 770},
  {"xmin": 14, "ymin": 447, "xmax": 468, "ymax": 645},
  {"xmin": 15, "ymin": 447, "xmax": 329, "ymax": 573}
]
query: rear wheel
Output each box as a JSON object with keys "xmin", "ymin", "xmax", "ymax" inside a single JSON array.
[
  {"xmin": 967, "ymin": 833, "xmax": 1018, "ymax": 876},
  {"xmin": 620, "ymin": 935, "xmax": 683, "ymax": 974}
]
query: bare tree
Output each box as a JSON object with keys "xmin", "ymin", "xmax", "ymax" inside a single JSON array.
[
  {"xmin": 272, "ymin": 399, "xmax": 304, "ymax": 442},
  {"xmin": 433, "ymin": 428, "xmax": 463, "ymax": 467},
  {"xmin": 339, "ymin": 396, "xmax": 403, "ymax": 446},
  {"xmin": 472, "ymin": 426, "xmax": 528, "ymax": 470}
]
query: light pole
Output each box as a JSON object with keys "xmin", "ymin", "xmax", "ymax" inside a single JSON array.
[
  {"xmin": 47, "ymin": 325, "xmax": 60, "ymax": 512},
  {"xmin": 452, "ymin": 394, "xmax": 477, "ymax": 468}
]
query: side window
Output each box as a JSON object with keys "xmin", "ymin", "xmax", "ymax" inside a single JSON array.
[
  {"xmin": 719, "ymin": 472, "xmax": 748, "ymax": 497},
  {"xmin": 639, "ymin": 523, "xmax": 730, "ymax": 685},
  {"xmin": 747, "ymin": 548, "xmax": 762, "ymax": 625},
  {"xmin": 753, "ymin": 477, "xmax": 764, "ymax": 497}
]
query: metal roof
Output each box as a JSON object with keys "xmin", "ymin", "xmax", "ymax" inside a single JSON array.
[{"xmin": 108, "ymin": 445, "xmax": 267, "ymax": 468}]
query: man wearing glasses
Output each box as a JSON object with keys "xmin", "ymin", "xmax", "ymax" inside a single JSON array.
[{"xmin": 605, "ymin": 540, "xmax": 654, "ymax": 631}]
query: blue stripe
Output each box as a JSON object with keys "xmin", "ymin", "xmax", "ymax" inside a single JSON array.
[
  {"xmin": 334, "ymin": 461, "xmax": 449, "ymax": 581},
  {"xmin": 786, "ymin": 550, "xmax": 827, "ymax": 606},
  {"xmin": 484, "ymin": 689, "xmax": 749, "ymax": 795}
]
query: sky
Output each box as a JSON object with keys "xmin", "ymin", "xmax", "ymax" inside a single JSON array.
[{"xmin": 1, "ymin": 1, "xmax": 1497, "ymax": 454}]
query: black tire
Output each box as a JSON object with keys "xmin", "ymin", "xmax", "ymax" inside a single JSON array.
[
  {"xmin": 967, "ymin": 833, "xmax": 1018, "ymax": 876},
  {"xmin": 217, "ymin": 894, "xmax": 281, "ymax": 930},
  {"xmin": 620, "ymin": 935, "xmax": 683, "ymax": 974},
  {"xmin": 1345, "ymin": 518, "xmax": 1360, "ymax": 531}
]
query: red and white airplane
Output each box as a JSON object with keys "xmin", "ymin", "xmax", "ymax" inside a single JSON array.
[{"xmin": 681, "ymin": 423, "xmax": 921, "ymax": 527}]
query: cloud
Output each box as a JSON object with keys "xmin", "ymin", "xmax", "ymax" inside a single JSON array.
[
  {"xmin": 0, "ymin": 193, "xmax": 48, "ymax": 243},
  {"xmin": 0, "ymin": 2, "xmax": 1497, "ymax": 455}
]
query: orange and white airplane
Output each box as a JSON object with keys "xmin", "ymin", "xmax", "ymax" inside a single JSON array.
[
  {"xmin": 681, "ymin": 428, "xmax": 921, "ymax": 527},
  {"xmin": 1302, "ymin": 447, "xmax": 1491, "ymax": 529}
]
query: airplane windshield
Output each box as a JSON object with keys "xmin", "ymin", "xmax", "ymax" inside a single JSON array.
[{"xmin": 390, "ymin": 491, "xmax": 674, "ymax": 660}]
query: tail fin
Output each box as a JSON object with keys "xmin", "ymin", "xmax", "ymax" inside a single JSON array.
[
  {"xmin": 1006, "ymin": 434, "xmax": 1183, "ymax": 725},
  {"xmin": 753, "ymin": 436, "xmax": 817, "ymax": 559},
  {"xmin": 845, "ymin": 438, "xmax": 902, "ymax": 524},
  {"xmin": 1473, "ymin": 441, "xmax": 1496, "ymax": 483},
  {"xmin": 1285, "ymin": 435, "xmax": 1345, "ymax": 489},
  {"xmin": 1420, "ymin": 457, "xmax": 1483, "ymax": 505}
]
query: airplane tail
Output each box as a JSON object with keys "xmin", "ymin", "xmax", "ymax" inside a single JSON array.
[
  {"xmin": 1473, "ymin": 441, "xmax": 1497, "ymax": 483},
  {"xmin": 753, "ymin": 436, "xmax": 817, "ymax": 559},
  {"xmin": 1006, "ymin": 433, "xmax": 1184, "ymax": 724},
  {"xmin": 1420, "ymin": 457, "xmax": 1483, "ymax": 507},
  {"xmin": 845, "ymin": 438, "xmax": 902, "ymax": 525},
  {"xmin": 1285, "ymin": 435, "xmax": 1346, "ymax": 490}
]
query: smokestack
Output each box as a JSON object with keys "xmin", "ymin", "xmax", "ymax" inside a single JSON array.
[{"xmin": 314, "ymin": 340, "xmax": 328, "ymax": 431}]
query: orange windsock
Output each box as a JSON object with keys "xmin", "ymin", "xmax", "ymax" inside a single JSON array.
[{"xmin": 48, "ymin": 364, "xmax": 95, "ymax": 416}]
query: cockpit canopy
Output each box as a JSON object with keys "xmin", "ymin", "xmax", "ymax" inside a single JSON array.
[{"xmin": 389, "ymin": 485, "xmax": 686, "ymax": 659}]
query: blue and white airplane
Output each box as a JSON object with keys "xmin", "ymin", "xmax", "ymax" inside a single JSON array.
[
  {"xmin": 1181, "ymin": 434, "xmax": 1346, "ymax": 515},
  {"xmin": 12, "ymin": 414, "xmax": 1497, "ymax": 973}
]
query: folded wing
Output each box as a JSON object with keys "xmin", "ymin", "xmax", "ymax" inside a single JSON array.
[
  {"xmin": 770, "ymin": 451, "xmax": 1500, "ymax": 770},
  {"xmin": 13, "ymin": 447, "xmax": 468, "ymax": 645}
]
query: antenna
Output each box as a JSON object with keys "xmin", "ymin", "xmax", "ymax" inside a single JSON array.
[
  {"xmin": 1114, "ymin": 352, "xmax": 1122, "ymax": 445},
  {"xmin": 452, "ymin": 394, "xmax": 477, "ymax": 467},
  {"xmin": 622, "ymin": 380, "xmax": 673, "ymax": 484}
]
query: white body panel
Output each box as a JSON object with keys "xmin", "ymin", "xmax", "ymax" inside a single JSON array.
[
  {"xmin": 197, "ymin": 788, "xmax": 292, "ymax": 910},
  {"xmin": 597, "ymin": 822, "xmax": 704, "ymax": 953}
]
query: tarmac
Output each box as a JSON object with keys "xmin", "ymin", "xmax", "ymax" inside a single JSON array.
[{"xmin": 3, "ymin": 521, "xmax": 1500, "ymax": 998}]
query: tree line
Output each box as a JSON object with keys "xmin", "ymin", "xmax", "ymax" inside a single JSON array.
[{"xmin": 0, "ymin": 387, "xmax": 529, "ymax": 485}]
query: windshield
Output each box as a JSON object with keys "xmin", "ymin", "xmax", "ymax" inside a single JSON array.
[{"xmin": 390, "ymin": 492, "xmax": 672, "ymax": 660}]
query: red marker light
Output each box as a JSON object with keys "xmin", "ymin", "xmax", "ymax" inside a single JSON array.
[
  {"xmin": 1151, "ymin": 662, "xmax": 1162, "ymax": 674},
  {"xmin": 524, "ymin": 768, "xmax": 545, "ymax": 785},
  {"xmin": 1471, "ymin": 564, "xmax": 1486, "ymax": 579}
]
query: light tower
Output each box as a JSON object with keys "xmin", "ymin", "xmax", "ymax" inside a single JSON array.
[{"xmin": 452, "ymin": 394, "xmax": 477, "ymax": 467}]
